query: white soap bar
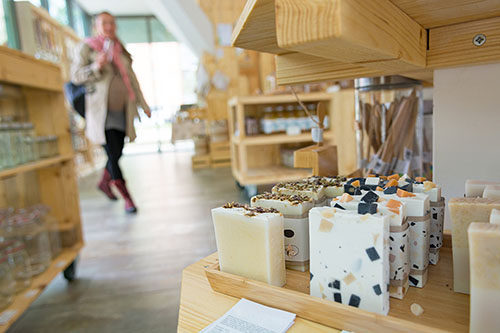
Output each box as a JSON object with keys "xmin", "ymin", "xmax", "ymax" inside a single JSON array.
[
  {"xmin": 490, "ymin": 209, "xmax": 500, "ymax": 225},
  {"xmin": 211, "ymin": 203, "xmax": 286, "ymax": 287},
  {"xmin": 468, "ymin": 222, "xmax": 500, "ymax": 333},
  {"xmin": 466, "ymin": 180, "xmax": 500, "ymax": 198},
  {"xmin": 331, "ymin": 193, "xmax": 409, "ymax": 299},
  {"xmin": 376, "ymin": 190, "xmax": 430, "ymax": 288},
  {"xmin": 429, "ymin": 197, "xmax": 446, "ymax": 265},
  {"xmin": 251, "ymin": 193, "xmax": 314, "ymax": 272},
  {"xmin": 449, "ymin": 197, "xmax": 500, "ymax": 294},
  {"xmin": 483, "ymin": 185, "xmax": 500, "ymax": 200},
  {"xmin": 309, "ymin": 207, "xmax": 390, "ymax": 315},
  {"xmin": 272, "ymin": 182, "xmax": 325, "ymax": 201},
  {"xmin": 413, "ymin": 181, "xmax": 442, "ymax": 202},
  {"xmin": 365, "ymin": 177, "xmax": 380, "ymax": 186}
]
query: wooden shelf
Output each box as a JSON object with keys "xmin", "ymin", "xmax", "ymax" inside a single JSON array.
[
  {"xmin": 232, "ymin": 0, "xmax": 500, "ymax": 85},
  {"xmin": 233, "ymin": 132, "xmax": 333, "ymax": 146},
  {"xmin": 228, "ymin": 93, "xmax": 335, "ymax": 106},
  {"xmin": 0, "ymin": 243, "xmax": 83, "ymax": 333},
  {"xmin": 234, "ymin": 166, "xmax": 312, "ymax": 186},
  {"xmin": 203, "ymin": 244, "xmax": 468, "ymax": 332},
  {"xmin": 0, "ymin": 155, "xmax": 73, "ymax": 179}
]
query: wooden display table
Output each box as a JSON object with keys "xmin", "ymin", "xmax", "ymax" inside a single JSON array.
[{"xmin": 177, "ymin": 253, "xmax": 339, "ymax": 332}]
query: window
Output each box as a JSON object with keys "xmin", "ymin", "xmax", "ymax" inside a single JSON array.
[
  {"xmin": 71, "ymin": 3, "xmax": 86, "ymax": 37},
  {"xmin": 48, "ymin": 0, "xmax": 68, "ymax": 25},
  {"xmin": 1, "ymin": 0, "xmax": 19, "ymax": 48}
]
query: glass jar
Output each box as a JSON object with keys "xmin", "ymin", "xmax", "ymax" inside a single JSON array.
[
  {"xmin": 285, "ymin": 105, "xmax": 296, "ymax": 131},
  {"xmin": 260, "ymin": 106, "xmax": 275, "ymax": 134},
  {"xmin": 21, "ymin": 123, "xmax": 35, "ymax": 163},
  {"xmin": 274, "ymin": 105, "xmax": 286, "ymax": 132},
  {"xmin": 355, "ymin": 76, "xmax": 424, "ymax": 177},
  {"xmin": 46, "ymin": 136, "xmax": 59, "ymax": 157},
  {"xmin": 306, "ymin": 104, "xmax": 317, "ymax": 130},
  {"xmin": 9, "ymin": 122, "xmax": 23, "ymax": 165},
  {"xmin": 4, "ymin": 241, "xmax": 32, "ymax": 293},
  {"xmin": 0, "ymin": 255, "xmax": 14, "ymax": 310},
  {"xmin": 0, "ymin": 123, "xmax": 10, "ymax": 170},
  {"xmin": 4, "ymin": 212, "xmax": 52, "ymax": 276}
]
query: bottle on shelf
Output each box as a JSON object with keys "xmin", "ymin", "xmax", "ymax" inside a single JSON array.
[
  {"xmin": 274, "ymin": 105, "xmax": 286, "ymax": 133},
  {"xmin": 295, "ymin": 104, "xmax": 308, "ymax": 132},
  {"xmin": 3, "ymin": 241, "xmax": 32, "ymax": 293},
  {"xmin": 0, "ymin": 255, "xmax": 14, "ymax": 310}
]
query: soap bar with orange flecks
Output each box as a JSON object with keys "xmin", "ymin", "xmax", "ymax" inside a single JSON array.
[{"xmin": 397, "ymin": 189, "xmax": 416, "ymax": 198}]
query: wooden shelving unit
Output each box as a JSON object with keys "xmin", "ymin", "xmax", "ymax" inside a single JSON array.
[
  {"xmin": 0, "ymin": 46, "xmax": 83, "ymax": 331},
  {"xmin": 228, "ymin": 92, "xmax": 356, "ymax": 186},
  {"xmin": 15, "ymin": 1, "xmax": 101, "ymax": 178},
  {"xmin": 231, "ymin": 0, "xmax": 500, "ymax": 86}
]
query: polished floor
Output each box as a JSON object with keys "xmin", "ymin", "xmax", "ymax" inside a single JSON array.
[{"xmin": 9, "ymin": 152, "xmax": 247, "ymax": 333}]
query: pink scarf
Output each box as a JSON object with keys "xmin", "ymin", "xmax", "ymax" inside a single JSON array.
[{"xmin": 85, "ymin": 36, "xmax": 136, "ymax": 101}]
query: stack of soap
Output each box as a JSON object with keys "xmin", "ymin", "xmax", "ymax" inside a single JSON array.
[
  {"xmin": 304, "ymin": 176, "xmax": 346, "ymax": 205},
  {"xmin": 251, "ymin": 192, "xmax": 314, "ymax": 272},
  {"xmin": 272, "ymin": 182, "xmax": 327, "ymax": 206},
  {"xmin": 376, "ymin": 188, "xmax": 430, "ymax": 288},
  {"xmin": 211, "ymin": 202, "xmax": 286, "ymax": 287},
  {"xmin": 468, "ymin": 222, "xmax": 500, "ymax": 333},
  {"xmin": 483, "ymin": 185, "xmax": 500, "ymax": 199},
  {"xmin": 331, "ymin": 192, "xmax": 410, "ymax": 299},
  {"xmin": 449, "ymin": 197, "xmax": 500, "ymax": 294},
  {"xmin": 412, "ymin": 179, "xmax": 444, "ymax": 265},
  {"xmin": 309, "ymin": 207, "xmax": 390, "ymax": 315},
  {"xmin": 465, "ymin": 180, "xmax": 500, "ymax": 197}
]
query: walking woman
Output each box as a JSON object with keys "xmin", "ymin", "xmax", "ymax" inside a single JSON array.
[{"xmin": 71, "ymin": 12, "xmax": 151, "ymax": 213}]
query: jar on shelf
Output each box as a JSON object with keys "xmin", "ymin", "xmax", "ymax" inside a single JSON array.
[
  {"xmin": 3, "ymin": 212, "xmax": 52, "ymax": 276},
  {"xmin": 3, "ymin": 241, "xmax": 32, "ymax": 293},
  {"xmin": 260, "ymin": 106, "xmax": 275, "ymax": 134},
  {"xmin": 0, "ymin": 254, "xmax": 14, "ymax": 310},
  {"xmin": 285, "ymin": 105, "xmax": 297, "ymax": 131},
  {"xmin": 46, "ymin": 136, "xmax": 59, "ymax": 157},
  {"xmin": 274, "ymin": 105, "xmax": 286, "ymax": 132},
  {"xmin": 355, "ymin": 76, "xmax": 424, "ymax": 177},
  {"xmin": 0, "ymin": 123, "xmax": 12, "ymax": 170},
  {"xmin": 294, "ymin": 104, "xmax": 308, "ymax": 131},
  {"xmin": 9, "ymin": 123, "xmax": 24, "ymax": 165},
  {"xmin": 306, "ymin": 104, "xmax": 317, "ymax": 130},
  {"xmin": 21, "ymin": 123, "xmax": 35, "ymax": 163}
]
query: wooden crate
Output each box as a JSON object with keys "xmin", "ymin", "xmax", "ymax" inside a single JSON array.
[
  {"xmin": 204, "ymin": 234, "xmax": 469, "ymax": 332},
  {"xmin": 192, "ymin": 154, "xmax": 211, "ymax": 169}
]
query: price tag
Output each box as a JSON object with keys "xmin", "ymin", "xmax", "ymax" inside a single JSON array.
[
  {"xmin": 394, "ymin": 159, "xmax": 410, "ymax": 174},
  {"xmin": 423, "ymin": 151, "xmax": 432, "ymax": 163},
  {"xmin": 367, "ymin": 154, "xmax": 379, "ymax": 171}
]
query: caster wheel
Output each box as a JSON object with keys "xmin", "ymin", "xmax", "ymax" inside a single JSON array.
[
  {"xmin": 63, "ymin": 259, "xmax": 78, "ymax": 282},
  {"xmin": 235, "ymin": 181, "xmax": 245, "ymax": 190}
]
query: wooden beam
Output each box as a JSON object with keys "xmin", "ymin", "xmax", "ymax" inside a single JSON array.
[
  {"xmin": 390, "ymin": 0, "xmax": 500, "ymax": 29},
  {"xmin": 427, "ymin": 16, "xmax": 500, "ymax": 69},
  {"xmin": 232, "ymin": 0, "xmax": 288, "ymax": 55},
  {"xmin": 275, "ymin": 0, "xmax": 426, "ymax": 69},
  {"xmin": 275, "ymin": 53, "xmax": 385, "ymax": 86}
]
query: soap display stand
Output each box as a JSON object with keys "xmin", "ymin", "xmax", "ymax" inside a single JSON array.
[{"xmin": 205, "ymin": 233, "xmax": 469, "ymax": 332}]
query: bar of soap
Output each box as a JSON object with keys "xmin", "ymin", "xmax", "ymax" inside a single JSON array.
[
  {"xmin": 483, "ymin": 185, "xmax": 500, "ymax": 200},
  {"xmin": 211, "ymin": 203, "xmax": 286, "ymax": 287},
  {"xmin": 413, "ymin": 181, "xmax": 441, "ymax": 202},
  {"xmin": 449, "ymin": 197, "xmax": 500, "ymax": 294},
  {"xmin": 304, "ymin": 176, "xmax": 346, "ymax": 198},
  {"xmin": 251, "ymin": 193, "xmax": 314, "ymax": 272},
  {"xmin": 468, "ymin": 222, "xmax": 500, "ymax": 333},
  {"xmin": 490, "ymin": 209, "xmax": 500, "ymax": 225},
  {"xmin": 332, "ymin": 193, "xmax": 409, "ymax": 299},
  {"xmin": 376, "ymin": 190, "xmax": 430, "ymax": 288},
  {"xmin": 465, "ymin": 180, "xmax": 500, "ymax": 197},
  {"xmin": 309, "ymin": 207, "xmax": 390, "ymax": 315},
  {"xmin": 272, "ymin": 182, "xmax": 326, "ymax": 204}
]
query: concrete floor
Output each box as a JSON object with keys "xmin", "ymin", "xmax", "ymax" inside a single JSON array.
[{"xmin": 9, "ymin": 152, "xmax": 247, "ymax": 333}]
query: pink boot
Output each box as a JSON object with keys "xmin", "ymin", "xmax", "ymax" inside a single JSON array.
[
  {"xmin": 98, "ymin": 169, "xmax": 118, "ymax": 200},
  {"xmin": 111, "ymin": 179, "xmax": 137, "ymax": 213}
]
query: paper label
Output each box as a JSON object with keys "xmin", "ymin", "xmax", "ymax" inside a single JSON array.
[
  {"xmin": 404, "ymin": 147, "xmax": 413, "ymax": 161},
  {"xmin": 0, "ymin": 310, "xmax": 17, "ymax": 325},
  {"xmin": 367, "ymin": 154, "xmax": 379, "ymax": 171},
  {"xmin": 394, "ymin": 159, "xmax": 411, "ymax": 174},
  {"xmin": 411, "ymin": 155, "xmax": 422, "ymax": 171},
  {"xmin": 423, "ymin": 151, "xmax": 432, "ymax": 163}
]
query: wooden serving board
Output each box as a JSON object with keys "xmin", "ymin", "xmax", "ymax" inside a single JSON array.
[{"xmin": 205, "ymin": 243, "xmax": 469, "ymax": 332}]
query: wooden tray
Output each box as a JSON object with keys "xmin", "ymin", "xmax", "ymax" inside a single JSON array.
[{"xmin": 205, "ymin": 243, "xmax": 469, "ymax": 332}]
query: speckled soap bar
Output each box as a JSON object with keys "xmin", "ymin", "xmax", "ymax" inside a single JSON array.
[
  {"xmin": 468, "ymin": 222, "xmax": 500, "ymax": 333},
  {"xmin": 309, "ymin": 207, "xmax": 390, "ymax": 315},
  {"xmin": 251, "ymin": 193, "xmax": 314, "ymax": 272},
  {"xmin": 331, "ymin": 192, "xmax": 409, "ymax": 299}
]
